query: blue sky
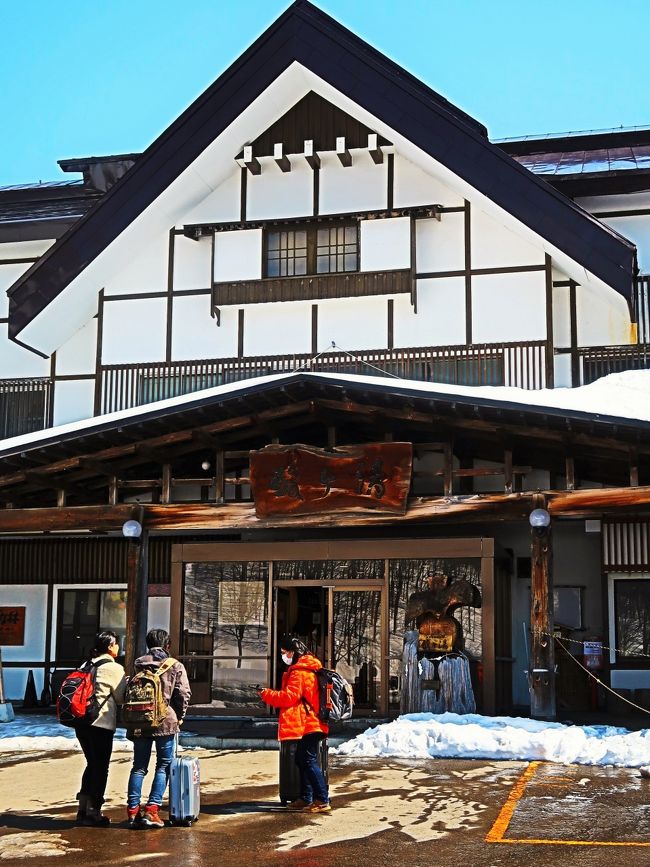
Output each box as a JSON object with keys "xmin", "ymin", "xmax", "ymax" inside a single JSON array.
[{"xmin": 2, "ymin": 0, "xmax": 650, "ymax": 186}]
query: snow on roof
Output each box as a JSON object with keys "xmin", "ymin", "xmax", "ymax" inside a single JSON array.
[
  {"xmin": 334, "ymin": 712, "xmax": 650, "ymax": 767},
  {"xmin": 2, "ymin": 369, "xmax": 650, "ymax": 456}
]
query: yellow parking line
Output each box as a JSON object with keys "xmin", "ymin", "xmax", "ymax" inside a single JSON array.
[{"xmin": 486, "ymin": 761, "xmax": 650, "ymax": 848}]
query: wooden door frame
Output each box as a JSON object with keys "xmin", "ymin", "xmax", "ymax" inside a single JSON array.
[{"xmin": 171, "ymin": 537, "xmax": 496, "ymax": 715}]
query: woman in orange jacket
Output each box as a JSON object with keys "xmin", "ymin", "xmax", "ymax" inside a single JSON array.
[{"xmin": 259, "ymin": 635, "xmax": 330, "ymax": 812}]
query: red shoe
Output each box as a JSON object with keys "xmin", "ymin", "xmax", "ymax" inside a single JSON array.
[
  {"xmin": 127, "ymin": 806, "xmax": 143, "ymax": 829},
  {"xmin": 142, "ymin": 805, "xmax": 165, "ymax": 828}
]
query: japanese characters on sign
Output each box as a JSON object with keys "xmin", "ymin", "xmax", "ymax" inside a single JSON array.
[
  {"xmin": 250, "ymin": 442, "xmax": 412, "ymax": 518},
  {"xmin": 0, "ymin": 607, "xmax": 26, "ymax": 646}
]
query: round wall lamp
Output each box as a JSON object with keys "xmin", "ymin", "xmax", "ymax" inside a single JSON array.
[
  {"xmin": 528, "ymin": 508, "xmax": 551, "ymax": 529},
  {"xmin": 122, "ymin": 519, "xmax": 143, "ymax": 539}
]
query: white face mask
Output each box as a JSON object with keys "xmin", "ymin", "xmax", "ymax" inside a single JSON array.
[{"xmin": 281, "ymin": 652, "xmax": 294, "ymax": 667}]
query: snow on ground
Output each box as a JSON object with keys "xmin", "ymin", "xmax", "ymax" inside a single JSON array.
[
  {"xmin": 0, "ymin": 715, "xmax": 133, "ymax": 752},
  {"xmin": 334, "ymin": 712, "xmax": 650, "ymax": 767}
]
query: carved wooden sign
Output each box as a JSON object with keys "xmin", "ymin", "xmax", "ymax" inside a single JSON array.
[
  {"xmin": 0, "ymin": 606, "xmax": 26, "ymax": 646},
  {"xmin": 250, "ymin": 443, "xmax": 412, "ymax": 518}
]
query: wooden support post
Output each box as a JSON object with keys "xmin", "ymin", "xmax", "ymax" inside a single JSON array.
[
  {"xmin": 125, "ymin": 526, "xmax": 148, "ymax": 675},
  {"xmin": 565, "ymin": 456, "xmax": 575, "ymax": 491},
  {"xmin": 630, "ymin": 449, "xmax": 640, "ymax": 487},
  {"xmin": 304, "ymin": 140, "xmax": 320, "ymax": 170},
  {"xmin": 504, "ymin": 449, "xmax": 513, "ymax": 495},
  {"xmin": 530, "ymin": 505, "xmax": 556, "ymax": 720},
  {"xmin": 57, "ymin": 489, "xmax": 66, "ymax": 508},
  {"xmin": 443, "ymin": 443, "xmax": 453, "ymax": 496},
  {"xmin": 161, "ymin": 464, "xmax": 172, "ymax": 504},
  {"xmin": 108, "ymin": 476, "xmax": 118, "ymax": 506},
  {"xmin": 214, "ymin": 451, "xmax": 225, "ymax": 504},
  {"xmin": 327, "ymin": 427, "xmax": 336, "ymax": 449}
]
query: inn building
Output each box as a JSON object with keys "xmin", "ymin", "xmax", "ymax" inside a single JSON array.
[{"xmin": 1, "ymin": 1, "xmax": 650, "ymax": 720}]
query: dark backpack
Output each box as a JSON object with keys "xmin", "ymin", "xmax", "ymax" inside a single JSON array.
[
  {"xmin": 122, "ymin": 658, "xmax": 177, "ymax": 729},
  {"xmin": 56, "ymin": 659, "xmax": 110, "ymax": 727},
  {"xmin": 301, "ymin": 667, "xmax": 354, "ymax": 723}
]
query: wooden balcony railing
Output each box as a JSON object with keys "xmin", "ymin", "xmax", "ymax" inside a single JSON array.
[
  {"xmin": 577, "ymin": 343, "xmax": 650, "ymax": 385},
  {"xmin": 0, "ymin": 377, "xmax": 52, "ymax": 439},
  {"xmin": 98, "ymin": 340, "xmax": 548, "ymax": 415}
]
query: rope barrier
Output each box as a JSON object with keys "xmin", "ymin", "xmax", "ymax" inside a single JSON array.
[
  {"xmin": 552, "ymin": 635, "xmax": 650, "ymax": 717},
  {"xmin": 538, "ymin": 630, "xmax": 650, "ymax": 662}
]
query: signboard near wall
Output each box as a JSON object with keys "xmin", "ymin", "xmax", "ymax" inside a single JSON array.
[
  {"xmin": 250, "ymin": 442, "xmax": 413, "ymax": 518},
  {"xmin": 0, "ymin": 607, "xmax": 26, "ymax": 646}
]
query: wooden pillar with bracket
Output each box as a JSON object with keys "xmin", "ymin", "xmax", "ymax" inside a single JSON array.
[
  {"xmin": 124, "ymin": 513, "xmax": 149, "ymax": 674},
  {"xmin": 530, "ymin": 498, "xmax": 556, "ymax": 719}
]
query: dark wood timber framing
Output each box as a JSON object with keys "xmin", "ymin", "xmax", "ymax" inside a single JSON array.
[
  {"xmin": 240, "ymin": 167, "xmax": 247, "ymax": 222},
  {"xmin": 464, "ymin": 201, "xmax": 472, "ymax": 343},
  {"xmin": 165, "ymin": 229, "xmax": 175, "ymax": 361},
  {"xmin": 386, "ymin": 153, "xmax": 394, "ymax": 210},
  {"xmin": 93, "ymin": 289, "xmax": 105, "ymax": 415},
  {"xmin": 311, "ymin": 304, "xmax": 318, "ymax": 355},
  {"xmin": 237, "ymin": 309, "xmax": 245, "ymax": 358},
  {"xmin": 387, "ymin": 299, "xmax": 394, "ymax": 350},
  {"xmin": 569, "ymin": 279, "xmax": 579, "ymax": 385},
  {"xmin": 313, "ymin": 164, "xmax": 320, "ymax": 217},
  {"xmin": 530, "ymin": 500, "xmax": 555, "ymax": 720},
  {"xmin": 213, "ymin": 268, "xmax": 411, "ymax": 306},
  {"xmin": 544, "ymin": 254, "xmax": 554, "ymax": 387}
]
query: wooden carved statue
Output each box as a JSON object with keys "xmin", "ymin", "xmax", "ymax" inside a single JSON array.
[{"xmin": 405, "ymin": 573, "xmax": 482, "ymax": 654}]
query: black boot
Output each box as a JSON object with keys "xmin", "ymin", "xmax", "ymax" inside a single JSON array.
[
  {"xmin": 75, "ymin": 793, "xmax": 90, "ymax": 824},
  {"xmin": 82, "ymin": 801, "xmax": 111, "ymax": 827}
]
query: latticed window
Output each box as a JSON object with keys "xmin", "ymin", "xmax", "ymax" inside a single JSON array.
[
  {"xmin": 265, "ymin": 222, "xmax": 358, "ymax": 277},
  {"xmin": 0, "ymin": 379, "xmax": 49, "ymax": 438}
]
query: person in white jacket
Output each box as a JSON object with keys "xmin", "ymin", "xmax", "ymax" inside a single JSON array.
[{"xmin": 75, "ymin": 630, "xmax": 127, "ymax": 826}]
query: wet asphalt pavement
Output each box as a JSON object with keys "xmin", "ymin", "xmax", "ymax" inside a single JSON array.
[{"xmin": 1, "ymin": 752, "xmax": 649, "ymax": 867}]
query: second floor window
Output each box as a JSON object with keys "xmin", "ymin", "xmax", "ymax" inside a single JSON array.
[{"xmin": 265, "ymin": 222, "xmax": 358, "ymax": 278}]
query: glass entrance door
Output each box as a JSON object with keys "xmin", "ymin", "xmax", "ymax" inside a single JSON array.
[{"xmin": 331, "ymin": 589, "xmax": 382, "ymax": 713}]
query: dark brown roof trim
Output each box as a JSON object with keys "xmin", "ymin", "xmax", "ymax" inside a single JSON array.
[{"xmin": 6, "ymin": 0, "xmax": 636, "ymax": 340}]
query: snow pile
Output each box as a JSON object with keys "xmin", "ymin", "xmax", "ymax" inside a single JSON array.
[
  {"xmin": 0, "ymin": 715, "xmax": 133, "ymax": 752},
  {"xmin": 335, "ymin": 713, "xmax": 650, "ymax": 767}
]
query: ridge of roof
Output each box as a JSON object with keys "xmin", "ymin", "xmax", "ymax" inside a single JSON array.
[{"xmin": 6, "ymin": 0, "xmax": 637, "ymax": 343}]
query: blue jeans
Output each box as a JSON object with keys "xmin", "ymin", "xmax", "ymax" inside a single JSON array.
[
  {"xmin": 295, "ymin": 733, "xmax": 328, "ymax": 804},
  {"xmin": 127, "ymin": 735, "xmax": 175, "ymax": 807}
]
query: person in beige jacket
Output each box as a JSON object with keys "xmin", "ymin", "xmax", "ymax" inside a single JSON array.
[{"xmin": 75, "ymin": 630, "xmax": 127, "ymax": 826}]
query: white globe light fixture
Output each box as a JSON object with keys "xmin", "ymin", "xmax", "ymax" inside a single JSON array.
[
  {"xmin": 529, "ymin": 508, "xmax": 551, "ymax": 529},
  {"xmin": 122, "ymin": 519, "xmax": 143, "ymax": 539}
]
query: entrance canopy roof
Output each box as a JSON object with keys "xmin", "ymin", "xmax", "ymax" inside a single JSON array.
[{"xmin": 1, "ymin": 371, "xmax": 649, "ymax": 510}]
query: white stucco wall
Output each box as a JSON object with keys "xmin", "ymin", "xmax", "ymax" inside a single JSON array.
[
  {"xmin": 55, "ymin": 319, "xmax": 98, "ymax": 376},
  {"xmin": 416, "ymin": 213, "xmax": 465, "ymax": 273},
  {"xmin": 53, "ymin": 379, "xmax": 96, "ymax": 426},
  {"xmin": 171, "ymin": 295, "xmax": 238, "ymax": 360},
  {"xmin": 243, "ymin": 301, "xmax": 312, "ymax": 356},
  {"xmin": 393, "ymin": 277, "xmax": 465, "ymax": 348},
  {"xmin": 317, "ymin": 295, "xmax": 388, "ymax": 351},
  {"xmin": 360, "ymin": 217, "xmax": 410, "ymax": 271},
  {"xmin": 392, "ymin": 154, "xmax": 464, "ymax": 208},
  {"xmin": 104, "ymin": 232, "xmax": 168, "ymax": 296},
  {"xmin": 471, "ymin": 207, "xmax": 545, "ymax": 269},
  {"xmin": 0, "ymin": 322, "xmax": 50, "ymax": 378},
  {"xmin": 172, "ymin": 235, "xmax": 212, "ymax": 291},
  {"xmin": 247, "ymin": 159, "xmax": 313, "ymax": 220},
  {"xmin": 576, "ymin": 283, "xmax": 630, "ymax": 347},
  {"xmin": 0, "ymin": 585, "xmax": 48, "ymax": 700},
  {"xmin": 182, "ymin": 169, "xmax": 242, "ymax": 225},
  {"xmin": 318, "ymin": 151, "xmax": 386, "ymax": 214},
  {"xmin": 214, "ymin": 230, "xmax": 262, "ymax": 282},
  {"xmin": 471, "ymin": 271, "xmax": 546, "ymax": 343},
  {"xmin": 0, "ymin": 263, "xmax": 31, "ymax": 319},
  {"xmin": 101, "ymin": 297, "xmax": 167, "ymax": 364}
]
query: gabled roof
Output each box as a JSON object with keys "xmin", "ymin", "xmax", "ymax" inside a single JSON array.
[{"xmin": 6, "ymin": 0, "xmax": 636, "ymax": 343}]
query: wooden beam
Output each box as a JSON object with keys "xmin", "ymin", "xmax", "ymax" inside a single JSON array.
[
  {"xmin": 530, "ymin": 503, "xmax": 556, "ymax": 720},
  {"xmin": 304, "ymin": 140, "xmax": 320, "ymax": 170},
  {"xmin": 368, "ymin": 133, "xmax": 383, "ymax": 165},
  {"xmin": 161, "ymin": 464, "xmax": 172, "ymax": 504},
  {"xmin": 273, "ymin": 143, "xmax": 291, "ymax": 173},
  {"xmin": 336, "ymin": 137, "xmax": 352, "ymax": 167},
  {"xmin": 243, "ymin": 146, "xmax": 261, "ymax": 176}
]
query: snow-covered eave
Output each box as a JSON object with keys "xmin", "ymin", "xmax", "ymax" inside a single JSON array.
[{"xmin": 2, "ymin": 370, "xmax": 650, "ymax": 461}]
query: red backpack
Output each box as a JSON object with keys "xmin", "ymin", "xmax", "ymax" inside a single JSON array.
[{"xmin": 57, "ymin": 659, "xmax": 110, "ymax": 727}]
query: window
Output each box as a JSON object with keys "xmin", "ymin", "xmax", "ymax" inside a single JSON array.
[
  {"xmin": 56, "ymin": 589, "xmax": 127, "ymax": 662},
  {"xmin": 265, "ymin": 223, "xmax": 358, "ymax": 278},
  {"xmin": 614, "ymin": 579, "xmax": 650, "ymax": 659}
]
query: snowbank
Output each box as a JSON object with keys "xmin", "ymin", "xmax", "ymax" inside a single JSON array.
[
  {"xmin": 0, "ymin": 716, "xmax": 133, "ymax": 752},
  {"xmin": 334, "ymin": 713, "xmax": 650, "ymax": 767}
]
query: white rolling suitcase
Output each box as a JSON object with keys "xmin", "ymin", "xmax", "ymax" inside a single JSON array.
[{"xmin": 168, "ymin": 736, "xmax": 200, "ymax": 826}]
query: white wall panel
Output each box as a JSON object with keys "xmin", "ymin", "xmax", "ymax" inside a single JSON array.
[
  {"xmin": 173, "ymin": 235, "xmax": 212, "ymax": 291},
  {"xmin": 604, "ymin": 215, "xmax": 650, "ymax": 272},
  {"xmin": 0, "ymin": 323, "xmax": 50, "ymax": 378},
  {"xmin": 181, "ymin": 168, "xmax": 241, "ymax": 224},
  {"xmin": 0, "ymin": 240, "xmax": 55, "ymax": 259},
  {"xmin": 319, "ymin": 152, "xmax": 386, "ymax": 215},
  {"xmin": 214, "ymin": 230, "xmax": 262, "ymax": 282},
  {"xmin": 0, "ymin": 263, "xmax": 31, "ymax": 318},
  {"xmin": 576, "ymin": 284, "xmax": 630, "ymax": 346},
  {"xmin": 244, "ymin": 301, "xmax": 311, "ymax": 356},
  {"xmin": 553, "ymin": 284, "xmax": 571, "ymax": 349},
  {"xmin": 393, "ymin": 154, "xmax": 464, "ymax": 208},
  {"xmin": 55, "ymin": 319, "xmax": 97, "ymax": 376},
  {"xmin": 360, "ymin": 217, "xmax": 410, "ymax": 271},
  {"xmin": 317, "ymin": 296, "xmax": 387, "ymax": 352},
  {"xmin": 53, "ymin": 379, "xmax": 95, "ymax": 426},
  {"xmin": 172, "ymin": 295, "xmax": 238, "ymax": 360},
  {"xmin": 247, "ymin": 159, "xmax": 313, "ymax": 220},
  {"xmin": 0, "ymin": 584, "xmax": 47, "ymax": 700},
  {"xmin": 471, "ymin": 207, "xmax": 544, "ymax": 269},
  {"xmin": 554, "ymin": 353, "xmax": 572, "ymax": 388},
  {"xmin": 416, "ymin": 213, "xmax": 465, "ymax": 274},
  {"xmin": 471, "ymin": 272, "xmax": 546, "ymax": 343},
  {"xmin": 101, "ymin": 297, "xmax": 167, "ymax": 364},
  {"xmin": 393, "ymin": 277, "xmax": 465, "ymax": 348},
  {"xmin": 104, "ymin": 232, "xmax": 168, "ymax": 296},
  {"xmin": 148, "ymin": 597, "xmax": 171, "ymax": 632}
]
